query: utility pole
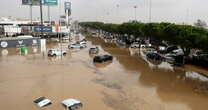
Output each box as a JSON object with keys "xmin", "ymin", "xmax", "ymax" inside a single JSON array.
[
  {"xmin": 40, "ymin": 0, "xmax": 43, "ymax": 37},
  {"xmin": 59, "ymin": 0, "xmax": 63, "ymax": 59},
  {"xmin": 48, "ymin": 6, "xmax": 51, "ymax": 25}
]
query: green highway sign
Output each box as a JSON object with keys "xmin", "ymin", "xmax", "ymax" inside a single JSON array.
[{"xmin": 22, "ymin": 0, "xmax": 58, "ymax": 6}]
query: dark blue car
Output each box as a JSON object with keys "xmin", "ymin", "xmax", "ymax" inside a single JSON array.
[{"xmin": 146, "ymin": 53, "xmax": 164, "ymax": 60}]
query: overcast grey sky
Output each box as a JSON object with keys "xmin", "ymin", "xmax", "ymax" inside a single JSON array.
[{"xmin": 0, "ymin": 0, "xmax": 207, "ymax": 24}]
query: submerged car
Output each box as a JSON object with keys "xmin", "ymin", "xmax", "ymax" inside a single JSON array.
[
  {"xmin": 165, "ymin": 54, "xmax": 184, "ymax": 65},
  {"xmin": 89, "ymin": 47, "xmax": 99, "ymax": 54},
  {"xmin": 143, "ymin": 49, "xmax": 157, "ymax": 55},
  {"xmin": 77, "ymin": 39, "xmax": 87, "ymax": 45},
  {"xmin": 130, "ymin": 43, "xmax": 140, "ymax": 48},
  {"xmin": 93, "ymin": 54, "xmax": 113, "ymax": 63},
  {"xmin": 48, "ymin": 49, "xmax": 67, "ymax": 56},
  {"xmin": 33, "ymin": 97, "xmax": 52, "ymax": 108},
  {"xmin": 68, "ymin": 43, "xmax": 86, "ymax": 49},
  {"xmin": 164, "ymin": 49, "xmax": 185, "ymax": 65},
  {"xmin": 62, "ymin": 98, "xmax": 83, "ymax": 110},
  {"xmin": 146, "ymin": 53, "xmax": 164, "ymax": 60},
  {"xmin": 159, "ymin": 45, "xmax": 178, "ymax": 53},
  {"xmin": 192, "ymin": 54, "xmax": 208, "ymax": 68},
  {"xmin": 130, "ymin": 43, "xmax": 146, "ymax": 48}
]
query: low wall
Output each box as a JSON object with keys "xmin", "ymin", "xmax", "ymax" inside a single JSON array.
[{"xmin": 0, "ymin": 37, "xmax": 41, "ymax": 48}]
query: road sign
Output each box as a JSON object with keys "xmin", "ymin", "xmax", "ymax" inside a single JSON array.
[
  {"xmin": 33, "ymin": 26, "xmax": 52, "ymax": 33},
  {"xmin": 64, "ymin": 2, "xmax": 71, "ymax": 10},
  {"xmin": 22, "ymin": 0, "xmax": 32, "ymax": 5},
  {"xmin": 22, "ymin": 0, "xmax": 58, "ymax": 6},
  {"xmin": 32, "ymin": 0, "xmax": 40, "ymax": 5},
  {"xmin": 44, "ymin": 0, "xmax": 58, "ymax": 5}
]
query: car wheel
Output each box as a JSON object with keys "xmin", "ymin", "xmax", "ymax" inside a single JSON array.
[
  {"xmin": 53, "ymin": 54, "xmax": 56, "ymax": 57},
  {"xmin": 63, "ymin": 53, "xmax": 67, "ymax": 56}
]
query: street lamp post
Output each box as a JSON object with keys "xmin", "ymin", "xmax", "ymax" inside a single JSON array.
[
  {"xmin": 149, "ymin": 0, "xmax": 152, "ymax": 22},
  {"xmin": 134, "ymin": 5, "xmax": 137, "ymax": 22},
  {"xmin": 116, "ymin": 4, "xmax": 119, "ymax": 22},
  {"xmin": 30, "ymin": 4, "xmax": 33, "ymax": 33},
  {"xmin": 39, "ymin": 0, "xmax": 43, "ymax": 37}
]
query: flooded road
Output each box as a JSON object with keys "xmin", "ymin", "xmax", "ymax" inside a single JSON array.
[{"xmin": 0, "ymin": 35, "xmax": 208, "ymax": 110}]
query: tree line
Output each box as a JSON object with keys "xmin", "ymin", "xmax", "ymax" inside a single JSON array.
[{"xmin": 79, "ymin": 22, "xmax": 208, "ymax": 54}]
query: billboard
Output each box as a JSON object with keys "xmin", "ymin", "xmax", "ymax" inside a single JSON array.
[
  {"xmin": 44, "ymin": 0, "xmax": 58, "ymax": 5},
  {"xmin": 65, "ymin": 2, "xmax": 71, "ymax": 16},
  {"xmin": 22, "ymin": 0, "xmax": 32, "ymax": 5},
  {"xmin": 22, "ymin": 0, "xmax": 57, "ymax": 6},
  {"xmin": 0, "ymin": 38, "xmax": 40, "ymax": 48},
  {"xmin": 33, "ymin": 26, "xmax": 52, "ymax": 33},
  {"xmin": 22, "ymin": 0, "xmax": 40, "ymax": 5},
  {"xmin": 64, "ymin": 2, "xmax": 71, "ymax": 10}
]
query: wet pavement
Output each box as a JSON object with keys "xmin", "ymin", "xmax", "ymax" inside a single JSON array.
[{"xmin": 0, "ymin": 35, "xmax": 208, "ymax": 110}]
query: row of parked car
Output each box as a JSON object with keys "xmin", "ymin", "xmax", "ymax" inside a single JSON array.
[
  {"xmin": 89, "ymin": 46, "xmax": 113, "ymax": 63},
  {"xmin": 141, "ymin": 45, "xmax": 185, "ymax": 66},
  {"xmin": 47, "ymin": 38, "xmax": 114, "ymax": 65},
  {"xmin": 130, "ymin": 42, "xmax": 152, "ymax": 48},
  {"xmin": 48, "ymin": 39, "xmax": 88, "ymax": 56},
  {"xmin": 190, "ymin": 50, "xmax": 208, "ymax": 68},
  {"xmin": 142, "ymin": 44, "xmax": 208, "ymax": 68}
]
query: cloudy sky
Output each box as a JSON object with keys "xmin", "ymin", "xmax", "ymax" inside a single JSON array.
[{"xmin": 0, "ymin": 0, "xmax": 207, "ymax": 24}]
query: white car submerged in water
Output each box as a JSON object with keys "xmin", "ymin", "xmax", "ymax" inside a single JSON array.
[
  {"xmin": 68, "ymin": 43, "xmax": 86, "ymax": 49},
  {"xmin": 48, "ymin": 49, "xmax": 67, "ymax": 56},
  {"xmin": 33, "ymin": 97, "xmax": 52, "ymax": 108},
  {"xmin": 62, "ymin": 98, "xmax": 83, "ymax": 110}
]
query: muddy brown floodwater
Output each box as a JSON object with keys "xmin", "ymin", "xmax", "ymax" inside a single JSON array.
[{"xmin": 0, "ymin": 35, "xmax": 208, "ymax": 110}]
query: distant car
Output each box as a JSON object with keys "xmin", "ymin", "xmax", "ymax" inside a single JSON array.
[
  {"xmin": 190, "ymin": 50, "xmax": 208, "ymax": 58},
  {"xmin": 77, "ymin": 39, "xmax": 87, "ymax": 45},
  {"xmin": 33, "ymin": 97, "xmax": 52, "ymax": 108},
  {"xmin": 192, "ymin": 54, "xmax": 208, "ymax": 68},
  {"xmin": 146, "ymin": 43, "xmax": 152, "ymax": 48},
  {"xmin": 146, "ymin": 53, "xmax": 164, "ymax": 60},
  {"xmin": 141, "ymin": 44, "xmax": 146, "ymax": 48},
  {"xmin": 17, "ymin": 35, "xmax": 33, "ymax": 38},
  {"xmin": 93, "ymin": 55, "xmax": 113, "ymax": 63},
  {"xmin": 158, "ymin": 45, "xmax": 178, "ymax": 53},
  {"xmin": 166, "ymin": 49, "xmax": 184, "ymax": 56},
  {"xmin": 89, "ymin": 47, "xmax": 99, "ymax": 54},
  {"xmin": 62, "ymin": 98, "xmax": 83, "ymax": 110},
  {"xmin": 130, "ymin": 43, "xmax": 140, "ymax": 48},
  {"xmin": 158, "ymin": 46, "xmax": 166, "ymax": 51},
  {"xmin": 48, "ymin": 49, "xmax": 67, "ymax": 56},
  {"xmin": 130, "ymin": 43, "xmax": 146, "ymax": 48},
  {"xmin": 68, "ymin": 43, "xmax": 86, "ymax": 49},
  {"xmin": 80, "ymin": 39, "xmax": 87, "ymax": 42},
  {"xmin": 165, "ymin": 54, "xmax": 184, "ymax": 65},
  {"xmin": 91, "ymin": 32, "xmax": 97, "ymax": 37},
  {"xmin": 163, "ymin": 45, "xmax": 178, "ymax": 53},
  {"xmin": 143, "ymin": 49, "xmax": 157, "ymax": 55}
]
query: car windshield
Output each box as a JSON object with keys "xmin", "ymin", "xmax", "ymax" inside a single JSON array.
[{"xmin": 69, "ymin": 103, "xmax": 82, "ymax": 110}]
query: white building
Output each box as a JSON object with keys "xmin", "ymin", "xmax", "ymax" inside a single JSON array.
[{"xmin": 0, "ymin": 17, "xmax": 32, "ymax": 36}]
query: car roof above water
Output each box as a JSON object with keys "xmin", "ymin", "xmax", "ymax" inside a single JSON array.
[{"xmin": 62, "ymin": 98, "xmax": 81, "ymax": 107}]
